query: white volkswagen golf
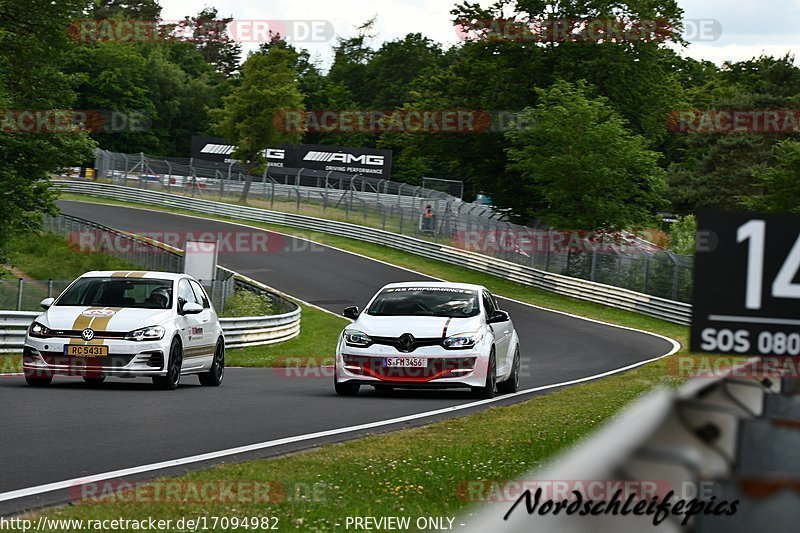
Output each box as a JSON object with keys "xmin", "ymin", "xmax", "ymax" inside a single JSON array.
[
  {"xmin": 23, "ymin": 271, "xmax": 225, "ymax": 390},
  {"xmin": 334, "ymin": 282, "xmax": 520, "ymax": 397}
]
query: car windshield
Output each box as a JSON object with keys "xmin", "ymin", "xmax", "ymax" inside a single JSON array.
[
  {"xmin": 56, "ymin": 278, "xmax": 174, "ymax": 310},
  {"xmin": 367, "ymin": 287, "xmax": 479, "ymax": 318}
]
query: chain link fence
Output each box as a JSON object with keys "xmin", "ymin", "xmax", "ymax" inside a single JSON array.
[
  {"xmin": 0, "ymin": 214, "xmax": 235, "ymax": 312},
  {"xmin": 86, "ymin": 149, "xmax": 694, "ymax": 302}
]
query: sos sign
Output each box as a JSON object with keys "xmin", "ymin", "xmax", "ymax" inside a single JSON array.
[{"xmin": 691, "ymin": 211, "xmax": 800, "ymax": 356}]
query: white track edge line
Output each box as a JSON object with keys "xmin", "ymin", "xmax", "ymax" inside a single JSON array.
[{"xmin": 0, "ymin": 339, "xmax": 679, "ymax": 505}]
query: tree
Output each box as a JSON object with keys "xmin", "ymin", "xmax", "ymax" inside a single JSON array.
[
  {"xmin": 210, "ymin": 48, "xmax": 305, "ymax": 203},
  {"xmin": 92, "ymin": 0, "xmax": 162, "ymax": 20},
  {"xmin": 505, "ymin": 80, "xmax": 666, "ymax": 230},
  {"xmin": 327, "ymin": 18, "xmax": 376, "ymax": 105},
  {"xmin": 66, "ymin": 41, "xmax": 159, "ymax": 153},
  {"xmin": 668, "ymin": 215, "xmax": 697, "ymax": 255},
  {"xmin": 743, "ymin": 140, "xmax": 800, "ymax": 213},
  {"xmin": 0, "ymin": 0, "xmax": 95, "ymax": 253},
  {"xmin": 180, "ymin": 7, "xmax": 242, "ymax": 77},
  {"xmin": 666, "ymin": 55, "xmax": 800, "ymax": 213}
]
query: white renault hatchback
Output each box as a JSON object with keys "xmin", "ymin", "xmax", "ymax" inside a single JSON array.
[
  {"xmin": 23, "ymin": 271, "xmax": 225, "ymax": 390},
  {"xmin": 334, "ymin": 282, "xmax": 520, "ymax": 398}
]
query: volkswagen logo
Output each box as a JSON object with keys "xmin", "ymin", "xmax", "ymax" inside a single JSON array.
[
  {"xmin": 398, "ymin": 333, "xmax": 415, "ymax": 353},
  {"xmin": 81, "ymin": 328, "xmax": 95, "ymax": 341}
]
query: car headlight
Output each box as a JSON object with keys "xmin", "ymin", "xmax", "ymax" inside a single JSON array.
[
  {"xmin": 344, "ymin": 329, "xmax": 372, "ymax": 347},
  {"xmin": 125, "ymin": 325, "xmax": 166, "ymax": 341},
  {"xmin": 28, "ymin": 321, "xmax": 53, "ymax": 338},
  {"xmin": 442, "ymin": 332, "xmax": 483, "ymax": 350}
]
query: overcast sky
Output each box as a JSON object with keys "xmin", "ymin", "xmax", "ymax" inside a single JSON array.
[{"xmin": 160, "ymin": 0, "xmax": 800, "ymax": 68}]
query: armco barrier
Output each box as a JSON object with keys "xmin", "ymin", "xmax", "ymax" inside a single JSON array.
[
  {"xmin": 55, "ymin": 181, "xmax": 692, "ymax": 325},
  {"xmin": 463, "ymin": 359, "xmax": 798, "ymax": 532},
  {"xmin": 0, "ymin": 303, "xmax": 300, "ymax": 353}
]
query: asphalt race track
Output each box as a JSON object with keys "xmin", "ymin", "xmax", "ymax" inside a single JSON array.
[{"xmin": 0, "ymin": 201, "xmax": 677, "ymax": 514}]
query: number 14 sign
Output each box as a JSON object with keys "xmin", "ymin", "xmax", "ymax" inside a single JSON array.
[{"xmin": 691, "ymin": 211, "xmax": 800, "ymax": 356}]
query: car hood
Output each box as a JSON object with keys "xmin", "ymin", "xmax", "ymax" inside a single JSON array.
[
  {"xmin": 40, "ymin": 306, "xmax": 173, "ymax": 332},
  {"xmin": 352, "ymin": 314, "xmax": 482, "ymax": 338}
]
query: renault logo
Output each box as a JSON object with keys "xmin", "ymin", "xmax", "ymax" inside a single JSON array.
[
  {"xmin": 398, "ymin": 333, "xmax": 415, "ymax": 353},
  {"xmin": 81, "ymin": 328, "xmax": 95, "ymax": 341}
]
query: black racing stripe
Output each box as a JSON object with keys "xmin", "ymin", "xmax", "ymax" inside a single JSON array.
[{"xmin": 442, "ymin": 317, "xmax": 453, "ymax": 339}]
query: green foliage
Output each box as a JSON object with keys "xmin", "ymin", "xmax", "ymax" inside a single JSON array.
[
  {"xmin": 4, "ymin": 233, "xmax": 135, "ymax": 279},
  {"xmin": 668, "ymin": 55, "xmax": 800, "ymax": 213},
  {"xmin": 0, "ymin": 0, "xmax": 96, "ymax": 254},
  {"xmin": 179, "ymin": 7, "xmax": 242, "ymax": 77},
  {"xmin": 220, "ymin": 289, "xmax": 276, "ymax": 318},
  {"xmin": 210, "ymin": 48, "xmax": 305, "ymax": 202},
  {"xmin": 505, "ymin": 80, "xmax": 666, "ymax": 230},
  {"xmin": 669, "ymin": 214, "xmax": 697, "ymax": 255},
  {"xmin": 743, "ymin": 140, "xmax": 800, "ymax": 213}
]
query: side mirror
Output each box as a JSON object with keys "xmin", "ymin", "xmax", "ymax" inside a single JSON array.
[
  {"xmin": 182, "ymin": 302, "xmax": 203, "ymax": 315},
  {"xmin": 40, "ymin": 297, "xmax": 55, "ymax": 310},
  {"xmin": 343, "ymin": 306, "xmax": 360, "ymax": 320},
  {"xmin": 487, "ymin": 310, "xmax": 510, "ymax": 324}
]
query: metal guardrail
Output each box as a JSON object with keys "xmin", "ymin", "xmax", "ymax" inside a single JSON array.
[
  {"xmin": 55, "ymin": 181, "xmax": 692, "ymax": 325},
  {"xmin": 464, "ymin": 359, "xmax": 799, "ymax": 532},
  {"xmin": 0, "ymin": 302, "xmax": 300, "ymax": 353}
]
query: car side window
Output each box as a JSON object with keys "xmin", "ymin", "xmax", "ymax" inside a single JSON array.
[
  {"xmin": 482, "ymin": 291, "xmax": 496, "ymax": 317},
  {"xmin": 189, "ymin": 280, "xmax": 210, "ymax": 309},
  {"xmin": 178, "ymin": 279, "xmax": 198, "ymax": 310}
]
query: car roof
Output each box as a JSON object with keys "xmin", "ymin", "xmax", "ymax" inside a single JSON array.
[
  {"xmin": 380, "ymin": 281, "xmax": 486, "ymax": 292},
  {"xmin": 79, "ymin": 271, "xmax": 189, "ymax": 281}
]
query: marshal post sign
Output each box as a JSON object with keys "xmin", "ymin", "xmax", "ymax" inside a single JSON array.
[
  {"xmin": 691, "ymin": 210, "xmax": 800, "ymax": 357},
  {"xmin": 190, "ymin": 136, "xmax": 393, "ymax": 178}
]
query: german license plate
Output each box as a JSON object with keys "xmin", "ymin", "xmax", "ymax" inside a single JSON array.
[
  {"xmin": 383, "ymin": 357, "xmax": 427, "ymax": 368},
  {"xmin": 64, "ymin": 345, "xmax": 109, "ymax": 357}
]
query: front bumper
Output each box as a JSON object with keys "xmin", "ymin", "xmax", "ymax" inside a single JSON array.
[
  {"xmin": 336, "ymin": 347, "xmax": 489, "ymax": 388},
  {"xmin": 23, "ymin": 336, "xmax": 169, "ymax": 378}
]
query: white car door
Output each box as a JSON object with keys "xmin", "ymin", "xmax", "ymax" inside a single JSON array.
[
  {"xmin": 176, "ymin": 278, "xmax": 205, "ymax": 370},
  {"xmin": 483, "ymin": 290, "xmax": 512, "ymax": 375},
  {"xmin": 188, "ymin": 279, "xmax": 215, "ymax": 369}
]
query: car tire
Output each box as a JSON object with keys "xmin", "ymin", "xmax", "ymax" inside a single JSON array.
[
  {"xmin": 82, "ymin": 375, "xmax": 106, "ymax": 386},
  {"xmin": 153, "ymin": 338, "xmax": 182, "ymax": 390},
  {"xmin": 471, "ymin": 350, "xmax": 496, "ymax": 399},
  {"xmin": 24, "ymin": 369, "xmax": 53, "ymax": 387},
  {"xmin": 497, "ymin": 346, "xmax": 520, "ymax": 394},
  {"xmin": 334, "ymin": 369, "xmax": 360, "ymax": 396},
  {"xmin": 199, "ymin": 339, "xmax": 225, "ymax": 387}
]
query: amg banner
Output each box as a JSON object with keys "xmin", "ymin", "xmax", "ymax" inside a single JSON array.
[
  {"xmin": 190, "ymin": 136, "xmax": 393, "ymax": 178},
  {"xmin": 190, "ymin": 135, "xmax": 290, "ymax": 167}
]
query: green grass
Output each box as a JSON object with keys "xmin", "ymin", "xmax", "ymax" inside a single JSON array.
[
  {"xmin": 2, "ymin": 232, "xmax": 135, "ymax": 280},
  {"xmin": 32, "ymin": 357, "xmax": 683, "ymax": 532},
  {"xmin": 226, "ymin": 303, "xmax": 347, "ymax": 367},
  {"xmin": 220, "ymin": 288, "xmax": 277, "ymax": 318}
]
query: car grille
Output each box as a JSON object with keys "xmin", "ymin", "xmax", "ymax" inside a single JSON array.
[
  {"xmin": 41, "ymin": 352, "xmax": 137, "ymax": 368},
  {"xmin": 343, "ymin": 355, "xmax": 476, "ymax": 382},
  {"xmin": 38, "ymin": 329, "xmax": 129, "ymax": 339},
  {"xmin": 369, "ymin": 336, "xmax": 443, "ymax": 353}
]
